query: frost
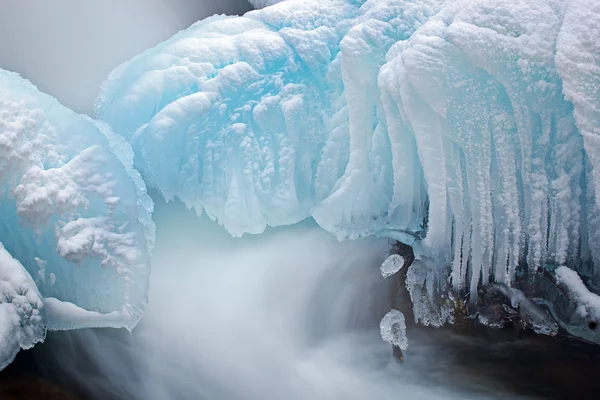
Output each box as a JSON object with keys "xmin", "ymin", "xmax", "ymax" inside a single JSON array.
[
  {"xmin": 380, "ymin": 254, "xmax": 405, "ymax": 279},
  {"xmin": 380, "ymin": 309, "xmax": 408, "ymax": 351}
]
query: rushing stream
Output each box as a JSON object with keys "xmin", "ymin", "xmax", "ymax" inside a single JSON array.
[{"xmin": 2, "ymin": 196, "xmax": 599, "ymax": 399}]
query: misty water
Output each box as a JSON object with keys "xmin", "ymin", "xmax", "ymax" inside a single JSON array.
[{"xmin": 0, "ymin": 195, "xmax": 597, "ymax": 399}]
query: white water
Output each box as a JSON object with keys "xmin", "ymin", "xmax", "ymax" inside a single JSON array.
[{"xmin": 43, "ymin": 198, "xmax": 528, "ymax": 400}]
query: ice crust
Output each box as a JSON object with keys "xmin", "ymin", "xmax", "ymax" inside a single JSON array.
[
  {"xmin": 0, "ymin": 69, "xmax": 154, "ymax": 364},
  {"xmin": 96, "ymin": 0, "xmax": 600, "ymax": 339}
]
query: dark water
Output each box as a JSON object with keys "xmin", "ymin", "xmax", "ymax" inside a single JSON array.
[{"xmin": 2, "ymin": 326, "xmax": 600, "ymax": 399}]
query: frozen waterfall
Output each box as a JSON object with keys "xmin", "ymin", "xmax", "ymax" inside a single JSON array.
[
  {"xmin": 96, "ymin": 0, "xmax": 600, "ymax": 342},
  {"xmin": 1, "ymin": 0, "xmax": 600, "ymax": 374}
]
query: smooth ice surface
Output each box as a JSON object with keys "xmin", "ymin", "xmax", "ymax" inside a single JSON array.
[
  {"xmin": 0, "ymin": 69, "xmax": 154, "ymax": 339},
  {"xmin": 380, "ymin": 309, "xmax": 408, "ymax": 350},
  {"xmin": 380, "ymin": 254, "xmax": 405, "ymax": 279},
  {"xmin": 0, "ymin": 243, "xmax": 45, "ymax": 371},
  {"xmin": 97, "ymin": 0, "xmax": 600, "ymax": 335}
]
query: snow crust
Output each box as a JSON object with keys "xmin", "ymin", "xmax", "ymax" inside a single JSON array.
[{"xmin": 0, "ymin": 70, "xmax": 154, "ymax": 341}]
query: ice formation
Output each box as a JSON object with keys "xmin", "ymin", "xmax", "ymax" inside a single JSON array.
[
  {"xmin": 95, "ymin": 0, "xmax": 600, "ymax": 342},
  {"xmin": 380, "ymin": 309, "xmax": 408, "ymax": 351},
  {"xmin": 2, "ymin": 0, "xmax": 600, "ymax": 369},
  {"xmin": 0, "ymin": 70, "xmax": 154, "ymax": 367},
  {"xmin": 380, "ymin": 254, "xmax": 405, "ymax": 279}
]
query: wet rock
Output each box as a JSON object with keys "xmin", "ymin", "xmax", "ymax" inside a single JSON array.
[{"xmin": 0, "ymin": 374, "xmax": 78, "ymax": 400}]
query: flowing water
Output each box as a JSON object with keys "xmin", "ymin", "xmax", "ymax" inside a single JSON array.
[{"xmin": 2, "ymin": 197, "xmax": 599, "ymax": 399}]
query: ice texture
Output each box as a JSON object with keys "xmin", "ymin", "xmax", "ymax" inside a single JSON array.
[
  {"xmin": 0, "ymin": 243, "xmax": 45, "ymax": 370},
  {"xmin": 96, "ymin": 0, "xmax": 600, "ymax": 337},
  {"xmin": 0, "ymin": 69, "xmax": 154, "ymax": 337},
  {"xmin": 380, "ymin": 309, "xmax": 408, "ymax": 350},
  {"xmin": 380, "ymin": 254, "xmax": 405, "ymax": 279}
]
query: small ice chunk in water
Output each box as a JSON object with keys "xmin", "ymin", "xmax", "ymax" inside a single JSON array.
[
  {"xmin": 380, "ymin": 254, "xmax": 405, "ymax": 279},
  {"xmin": 380, "ymin": 309, "xmax": 408, "ymax": 350}
]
